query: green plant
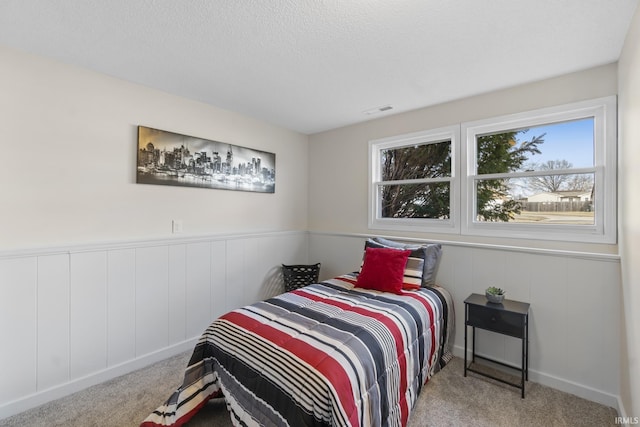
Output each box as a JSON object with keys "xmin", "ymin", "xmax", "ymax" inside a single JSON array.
[{"xmin": 485, "ymin": 286, "xmax": 505, "ymax": 296}]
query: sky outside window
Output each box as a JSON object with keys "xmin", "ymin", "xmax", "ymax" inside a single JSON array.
[{"xmin": 516, "ymin": 118, "xmax": 594, "ymax": 170}]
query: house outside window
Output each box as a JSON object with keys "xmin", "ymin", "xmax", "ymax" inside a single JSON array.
[{"xmin": 369, "ymin": 96, "xmax": 617, "ymax": 244}]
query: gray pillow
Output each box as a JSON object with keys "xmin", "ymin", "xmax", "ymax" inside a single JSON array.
[{"xmin": 373, "ymin": 237, "xmax": 442, "ymax": 286}]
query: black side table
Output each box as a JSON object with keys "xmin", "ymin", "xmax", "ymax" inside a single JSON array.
[{"xmin": 464, "ymin": 293, "xmax": 530, "ymax": 398}]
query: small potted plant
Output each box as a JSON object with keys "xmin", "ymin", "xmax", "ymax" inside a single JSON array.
[{"xmin": 485, "ymin": 286, "xmax": 505, "ymax": 304}]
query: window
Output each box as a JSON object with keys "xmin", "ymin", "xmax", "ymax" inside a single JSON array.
[
  {"xmin": 369, "ymin": 126, "xmax": 459, "ymax": 233},
  {"xmin": 462, "ymin": 96, "xmax": 616, "ymax": 243},
  {"xmin": 369, "ymin": 96, "xmax": 617, "ymax": 243}
]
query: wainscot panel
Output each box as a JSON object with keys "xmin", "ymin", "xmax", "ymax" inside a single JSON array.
[
  {"xmin": 308, "ymin": 231, "xmax": 622, "ymax": 409},
  {"xmin": 0, "ymin": 257, "xmax": 38, "ymax": 405},
  {"xmin": 37, "ymin": 254, "xmax": 71, "ymax": 391},
  {"xmin": 0, "ymin": 230, "xmax": 308, "ymax": 420}
]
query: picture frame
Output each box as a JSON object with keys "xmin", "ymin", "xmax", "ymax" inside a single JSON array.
[{"xmin": 137, "ymin": 126, "xmax": 275, "ymax": 193}]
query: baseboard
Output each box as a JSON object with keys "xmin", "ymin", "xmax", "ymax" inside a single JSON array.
[
  {"xmin": 452, "ymin": 344, "xmax": 620, "ymax": 410},
  {"xmin": 0, "ymin": 338, "xmax": 198, "ymax": 420}
]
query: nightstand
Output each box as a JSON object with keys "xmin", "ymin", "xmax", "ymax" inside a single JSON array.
[{"xmin": 464, "ymin": 293, "xmax": 530, "ymax": 398}]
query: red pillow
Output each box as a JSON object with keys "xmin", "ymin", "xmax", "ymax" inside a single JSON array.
[{"xmin": 356, "ymin": 247, "xmax": 412, "ymax": 294}]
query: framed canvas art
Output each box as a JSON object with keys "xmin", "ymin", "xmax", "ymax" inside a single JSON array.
[{"xmin": 137, "ymin": 126, "xmax": 275, "ymax": 193}]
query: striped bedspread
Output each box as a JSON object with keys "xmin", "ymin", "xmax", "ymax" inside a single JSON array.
[{"xmin": 141, "ymin": 274, "xmax": 453, "ymax": 427}]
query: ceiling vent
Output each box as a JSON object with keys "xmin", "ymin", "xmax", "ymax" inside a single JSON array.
[{"xmin": 363, "ymin": 105, "xmax": 394, "ymax": 115}]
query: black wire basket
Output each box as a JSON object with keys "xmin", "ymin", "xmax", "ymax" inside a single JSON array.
[{"xmin": 281, "ymin": 263, "xmax": 321, "ymax": 292}]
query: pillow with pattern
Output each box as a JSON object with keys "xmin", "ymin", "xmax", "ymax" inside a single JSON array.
[{"xmin": 373, "ymin": 237, "xmax": 442, "ymax": 286}]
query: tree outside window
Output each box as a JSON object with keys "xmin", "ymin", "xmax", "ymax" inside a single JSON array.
[
  {"xmin": 370, "ymin": 96, "xmax": 616, "ymax": 243},
  {"xmin": 380, "ymin": 141, "xmax": 451, "ymax": 219}
]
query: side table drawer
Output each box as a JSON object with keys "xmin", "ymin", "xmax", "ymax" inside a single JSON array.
[{"xmin": 467, "ymin": 305, "xmax": 525, "ymax": 338}]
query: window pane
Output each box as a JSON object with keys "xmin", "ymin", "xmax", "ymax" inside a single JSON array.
[
  {"xmin": 475, "ymin": 174, "xmax": 595, "ymax": 225},
  {"xmin": 477, "ymin": 118, "xmax": 594, "ymax": 175},
  {"xmin": 381, "ymin": 141, "xmax": 451, "ymax": 181},
  {"xmin": 380, "ymin": 183, "xmax": 450, "ymax": 219}
]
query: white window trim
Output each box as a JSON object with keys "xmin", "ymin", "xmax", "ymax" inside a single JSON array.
[
  {"xmin": 461, "ymin": 96, "xmax": 617, "ymax": 244},
  {"xmin": 368, "ymin": 96, "xmax": 617, "ymax": 244},
  {"xmin": 368, "ymin": 125, "xmax": 460, "ymax": 233}
]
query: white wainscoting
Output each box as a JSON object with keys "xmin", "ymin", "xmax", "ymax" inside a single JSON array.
[
  {"xmin": 309, "ymin": 232, "xmax": 622, "ymax": 409},
  {"xmin": 0, "ymin": 231, "xmax": 309, "ymax": 419},
  {"xmin": 1, "ymin": 230, "xmax": 622, "ymax": 418}
]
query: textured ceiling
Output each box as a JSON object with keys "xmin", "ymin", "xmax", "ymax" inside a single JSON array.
[{"xmin": 0, "ymin": 0, "xmax": 637, "ymax": 134}]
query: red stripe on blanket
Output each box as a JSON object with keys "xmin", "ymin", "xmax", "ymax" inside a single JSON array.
[
  {"xmin": 221, "ymin": 310, "xmax": 361, "ymax": 426},
  {"xmin": 335, "ymin": 276, "xmax": 357, "ymax": 286},
  {"xmin": 293, "ymin": 289, "xmax": 411, "ymax": 423},
  {"xmin": 140, "ymin": 395, "xmax": 212, "ymax": 427}
]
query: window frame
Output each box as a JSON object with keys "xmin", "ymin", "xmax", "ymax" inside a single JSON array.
[
  {"xmin": 367, "ymin": 96, "xmax": 617, "ymax": 244},
  {"xmin": 461, "ymin": 96, "xmax": 617, "ymax": 243},
  {"xmin": 368, "ymin": 125, "xmax": 460, "ymax": 233}
]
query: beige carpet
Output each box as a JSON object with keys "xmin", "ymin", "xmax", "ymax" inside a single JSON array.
[{"xmin": 0, "ymin": 352, "xmax": 618, "ymax": 427}]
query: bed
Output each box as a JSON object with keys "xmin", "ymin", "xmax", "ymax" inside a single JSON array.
[{"xmin": 142, "ymin": 240, "xmax": 453, "ymax": 427}]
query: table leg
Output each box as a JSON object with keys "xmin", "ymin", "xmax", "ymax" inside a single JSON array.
[
  {"xmin": 464, "ymin": 313, "xmax": 468, "ymax": 377},
  {"xmin": 521, "ymin": 332, "xmax": 526, "ymax": 398},
  {"xmin": 472, "ymin": 326, "xmax": 476, "ymax": 363},
  {"xmin": 526, "ymin": 314, "xmax": 529, "ymax": 381}
]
